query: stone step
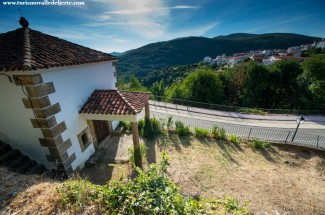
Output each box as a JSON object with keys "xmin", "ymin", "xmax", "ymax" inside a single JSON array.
[
  {"xmin": 0, "ymin": 149, "xmax": 21, "ymax": 164},
  {"xmin": 17, "ymin": 159, "xmax": 37, "ymax": 173},
  {"xmin": 0, "ymin": 141, "xmax": 48, "ymax": 175},
  {"xmin": 29, "ymin": 164, "xmax": 47, "ymax": 174},
  {"xmin": 0, "ymin": 144, "xmax": 11, "ymax": 155},
  {"xmin": 7, "ymin": 155, "xmax": 28, "ymax": 169}
]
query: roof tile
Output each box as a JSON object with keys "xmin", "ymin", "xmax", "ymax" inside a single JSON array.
[
  {"xmin": 0, "ymin": 27, "xmax": 118, "ymax": 72},
  {"xmin": 79, "ymin": 90, "xmax": 151, "ymax": 116}
]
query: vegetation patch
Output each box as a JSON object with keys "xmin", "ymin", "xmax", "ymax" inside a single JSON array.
[
  {"xmin": 57, "ymin": 153, "xmax": 250, "ymax": 214},
  {"xmin": 237, "ymin": 108, "xmax": 268, "ymax": 115},
  {"xmin": 194, "ymin": 127, "xmax": 209, "ymax": 137},
  {"xmin": 251, "ymin": 138, "xmax": 271, "ymax": 149},
  {"xmin": 175, "ymin": 120, "xmax": 190, "ymax": 136},
  {"xmin": 212, "ymin": 125, "xmax": 226, "ymax": 140},
  {"xmin": 228, "ymin": 134, "xmax": 240, "ymax": 144},
  {"xmin": 120, "ymin": 121, "xmax": 132, "ymax": 134}
]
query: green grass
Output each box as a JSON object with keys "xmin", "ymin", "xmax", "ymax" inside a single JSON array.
[
  {"xmin": 237, "ymin": 108, "xmax": 268, "ymax": 115},
  {"xmin": 212, "ymin": 125, "xmax": 226, "ymax": 140},
  {"xmin": 194, "ymin": 127, "xmax": 209, "ymax": 137},
  {"xmin": 251, "ymin": 138, "xmax": 271, "ymax": 149},
  {"xmin": 175, "ymin": 121, "xmax": 190, "ymax": 136},
  {"xmin": 228, "ymin": 134, "xmax": 240, "ymax": 144},
  {"xmin": 57, "ymin": 153, "xmax": 251, "ymax": 214}
]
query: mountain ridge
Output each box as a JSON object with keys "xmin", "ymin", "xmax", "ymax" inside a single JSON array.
[{"xmin": 117, "ymin": 33, "xmax": 320, "ymax": 77}]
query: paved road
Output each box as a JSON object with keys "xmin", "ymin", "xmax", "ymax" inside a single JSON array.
[
  {"xmin": 138, "ymin": 102, "xmax": 325, "ymax": 149},
  {"xmin": 147, "ymin": 101, "xmax": 325, "ymax": 135}
]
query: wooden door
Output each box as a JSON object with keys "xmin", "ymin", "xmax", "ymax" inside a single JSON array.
[{"xmin": 93, "ymin": 120, "xmax": 109, "ymax": 144}]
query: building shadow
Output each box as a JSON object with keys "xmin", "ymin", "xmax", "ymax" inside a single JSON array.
[
  {"xmin": 143, "ymin": 137, "xmax": 157, "ymax": 165},
  {"xmin": 215, "ymin": 140, "xmax": 239, "ymax": 165},
  {"xmin": 80, "ymin": 134, "xmax": 126, "ymax": 184}
]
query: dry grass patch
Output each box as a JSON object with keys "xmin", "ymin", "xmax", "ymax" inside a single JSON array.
[{"xmin": 147, "ymin": 134, "xmax": 325, "ymax": 214}]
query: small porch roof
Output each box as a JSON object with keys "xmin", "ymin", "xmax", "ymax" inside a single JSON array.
[{"xmin": 79, "ymin": 90, "xmax": 151, "ymax": 122}]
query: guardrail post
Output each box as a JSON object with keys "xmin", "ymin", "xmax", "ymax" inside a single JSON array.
[
  {"xmin": 248, "ymin": 128, "xmax": 252, "ymax": 139},
  {"xmin": 285, "ymin": 131, "xmax": 291, "ymax": 143},
  {"xmin": 317, "ymin": 135, "xmax": 319, "ymax": 149}
]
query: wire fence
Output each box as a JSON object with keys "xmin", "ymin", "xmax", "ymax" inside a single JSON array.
[
  {"xmin": 186, "ymin": 121, "xmax": 325, "ymax": 150},
  {"xmin": 148, "ymin": 102, "xmax": 325, "ymax": 151},
  {"xmin": 151, "ymin": 96, "xmax": 325, "ymax": 115}
]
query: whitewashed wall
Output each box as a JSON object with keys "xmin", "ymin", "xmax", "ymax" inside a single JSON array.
[
  {"xmin": 0, "ymin": 75, "xmax": 54, "ymax": 169},
  {"xmin": 41, "ymin": 61, "xmax": 118, "ymax": 170}
]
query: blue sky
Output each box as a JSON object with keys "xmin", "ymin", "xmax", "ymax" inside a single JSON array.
[{"xmin": 1, "ymin": 0, "xmax": 325, "ymax": 53}]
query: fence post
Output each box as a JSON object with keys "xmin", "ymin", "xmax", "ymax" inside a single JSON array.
[
  {"xmin": 285, "ymin": 132, "xmax": 291, "ymax": 143},
  {"xmin": 317, "ymin": 135, "xmax": 319, "ymax": 149},
  {"xmin": 248, "ymin": 128, "xmax": 252, "ymax": 139}
]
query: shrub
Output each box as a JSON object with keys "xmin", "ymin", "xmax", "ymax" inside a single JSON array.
[
  {"xmin": 194, "ymin": 127, "xmax": 209, "ymax": 137},
  {"xmin": 141, "ymin": 117, "xmax": 162, "ymax": 138},
  {"xmin": 212, "ymin": 125, "xmax": 226, "ymax": 140},
  {"xmin": 128, "ymin": 142, "xmax": 148, "ymax": 166},
  {"xmin": 228, "ymin": 134, "xmax": 240, "ymax": 144},
  {"xmin": 137, "ymin": 118, "xmax": 144, "ymax": 132},
  {"xmin": 120, "ymin": 121, "xmax": 131, "ymax": 134},
  {"xmin": 251, "ymin": 138, "xmax": 271, "ymax": 149},
  {"xmin": 57, "ymin": 153, "xmax": 251, "ymax": 214},
  {"xmin": 237, "ymin": 108, "xmax": 268, "ymax": 115},
  {"xmin": 175, "ymin": 120, "xmax": 190, "ymax": 136},
  {"xmin": 167, "ymin": 116, "xmax": 174, "ymax": 130}
]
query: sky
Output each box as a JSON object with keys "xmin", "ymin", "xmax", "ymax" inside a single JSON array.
[{"xmin": 1, "ymin": 0, "xmax": 325, "ymax": 53}]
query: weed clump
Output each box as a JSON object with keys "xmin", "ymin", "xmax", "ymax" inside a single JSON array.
[
  {"xmin": 212, "ymin": 125, "xmax": 226, "ymax": 140},
  {"xmin": 251, "ymin": 138, "xmax": 271, "ymax": 149},
  {"xmin": 228, "ymin": 134, "xmax": 240, "ymax": 144},
  {"xmin": 175, "ymin": 121, "xmax": 190, "ymax": 136},
  {"xmin": 194, "ymin": 127, "xmax": 209, "ymax": 137}
]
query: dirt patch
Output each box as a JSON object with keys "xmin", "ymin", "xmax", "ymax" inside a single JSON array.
[
  {"xmin": 149, "ymin": 134, "xmax": 325, "ymax": 215},
  {"xmin": 0, "ymin": 168, "xmax": 61, "ymax": 214}
]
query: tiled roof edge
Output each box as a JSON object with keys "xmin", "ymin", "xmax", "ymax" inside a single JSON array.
[
  {"xmin": 116, "ymin": 90, "xmax": 137, "ymax": 114},
  {"xmin": 22, "ymin": 28, "xmax": 31, "ymax": 70}
]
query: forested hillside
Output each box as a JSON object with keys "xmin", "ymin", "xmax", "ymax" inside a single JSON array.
[{"xmin": 117, "ymin": 33, "xmax": 319, "ymax": 77}]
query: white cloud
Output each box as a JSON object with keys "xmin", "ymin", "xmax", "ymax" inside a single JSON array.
[
  {"xmin": 85, "ymin": 0, "xmax": 202, "ymax": 39},
  {"xmin": 172, "ymin": 5, "xmax": 201, "ymax": 9},
  {"xmin": 173, "ymin": 22, "xmax": 219, "ymax": 37}
]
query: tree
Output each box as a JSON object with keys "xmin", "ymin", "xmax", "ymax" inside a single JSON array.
[
  {"xmin": 301, "ymin": 54, "xmax": 325, "ymax": 109},
  {"xmin": 268, "ymin": 59, "xmax": 303, "ymax": 109},
  {"xmin": 150, "ymin": 79, "xmax": 165, "ymax": 100},
  {"xmin": 240, "ymin": 62, "xmax": 270, "ymax": 107},
  {"xmin": 129, "ymin": 75, "xmax": 147, "ymax": 92},
  {"xmin": 166, "ymin": 68, "xmax": 224, "ymax": 104}
]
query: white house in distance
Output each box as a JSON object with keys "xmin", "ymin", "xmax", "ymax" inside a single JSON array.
[{"xmin": 0, "ymin": 18, "xmax": 150, "ymax": 176}]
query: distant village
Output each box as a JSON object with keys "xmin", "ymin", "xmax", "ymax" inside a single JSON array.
[{"xmin": 203, "ymin": 39, "xmax": 325, "ymax": 67}]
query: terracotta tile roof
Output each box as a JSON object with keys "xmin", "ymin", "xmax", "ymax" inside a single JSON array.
[
  {"xmin": 0, "ymin": 27, "xmax": 118, "ymax": 72},
  {"xmin": 79, "ymin": 90, "xmax": 151, "ymax": 115}
]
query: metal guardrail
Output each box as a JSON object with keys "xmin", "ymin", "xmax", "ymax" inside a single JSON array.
[
  {"xmin": 149, "ymin": 101, "xmax": 325, "ymax": 150},
  {"xmin": 151, "ymin": 96, "xmax": 325, "ymax": 115}
]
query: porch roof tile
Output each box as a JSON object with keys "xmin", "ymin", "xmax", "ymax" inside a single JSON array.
[{"xmin": 79, "ymin": 90, "xmax": 151, "ymax": 115}]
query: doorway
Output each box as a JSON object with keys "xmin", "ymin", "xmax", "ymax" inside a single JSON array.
[{"xmin": 93, "ymin": 120, "xmax": 110, "ymax": 144}]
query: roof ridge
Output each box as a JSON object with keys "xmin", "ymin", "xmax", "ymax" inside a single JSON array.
[
  {"xmin": 116, "ymin": 90, "xmax": 137, "ymax": 114},
  {"xmin": 21, "ymin": 28, "xmax": 31, "ymax": 70}
]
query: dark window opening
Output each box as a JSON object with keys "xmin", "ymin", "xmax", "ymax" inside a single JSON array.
[{"xmin": 81, "ymin": 133, "xmax": 89, "ymax": 146}]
